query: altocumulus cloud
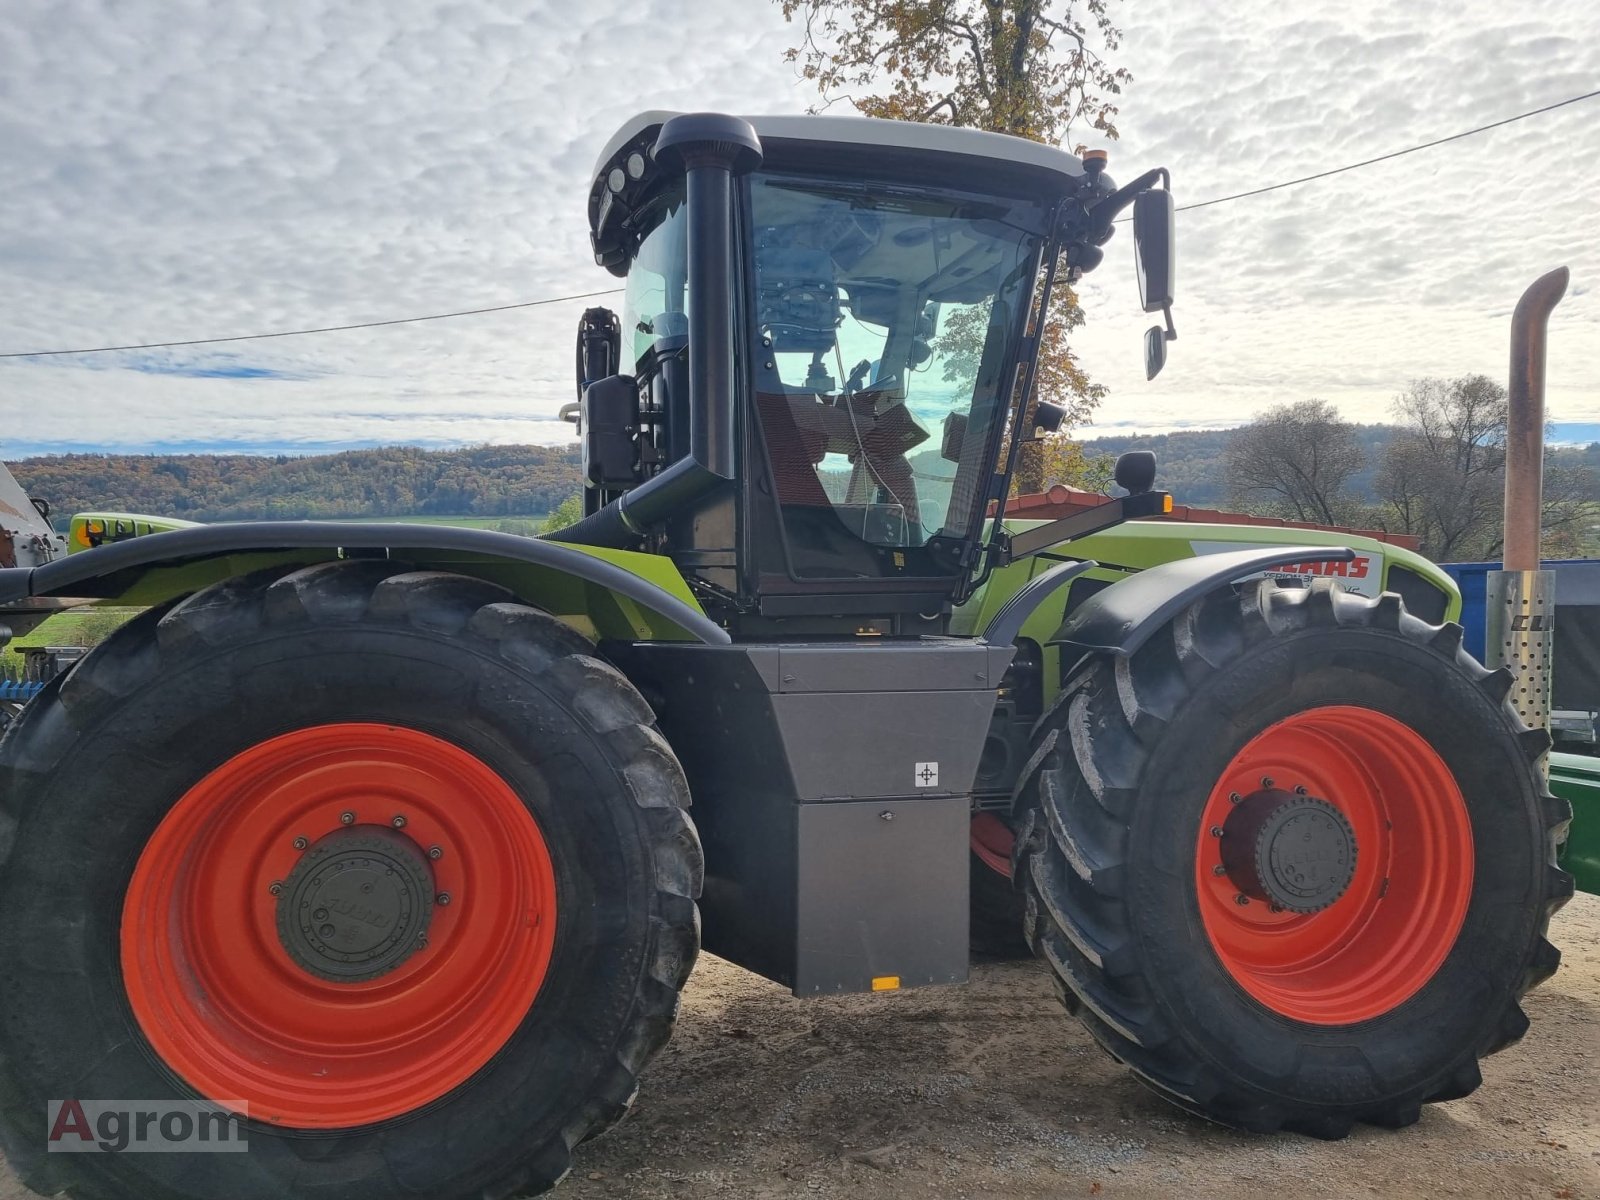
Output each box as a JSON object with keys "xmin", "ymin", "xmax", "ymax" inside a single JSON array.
[{"xmin": 0, "ymin": 0, "xmax": 1596, "ymax": 456}]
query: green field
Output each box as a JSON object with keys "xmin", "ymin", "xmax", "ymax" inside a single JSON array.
[{"xmin": 1, "ymin": 608, "xmax": 139, "ymax": 680}]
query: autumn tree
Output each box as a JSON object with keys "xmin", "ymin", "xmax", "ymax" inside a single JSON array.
[
  {"xmin": 1379, "ymin": 375, "xmax": 1591, "ymax": 561},
  {"xmin": 1036, "ymin": 435, "xmax": 1115, "ymax": 492},
  {"xmin": 1226, "ymin": 399, "xmax": 1367, "ymax": 525},
  {"xmin": 775, "ymin": 0, "xmax": 1132, "ymax": 489}
]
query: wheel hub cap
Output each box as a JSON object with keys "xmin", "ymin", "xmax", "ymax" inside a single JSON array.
[
  {"xmin": 277, "ymin": 826, "xmax": 436, "ymax": 981},
  {"xmin": 1222, "ymin": 789, "xmax": 1357, "ymax": 913}
]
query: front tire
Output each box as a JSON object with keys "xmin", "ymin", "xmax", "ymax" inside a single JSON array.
[
  {"xmin": 1017, "ymin": 579, "xmax": 1572, "ymax": 1136},
  {"xmin": 0, "ymin": 562, "xmax": 702, "ymax": 1199}
]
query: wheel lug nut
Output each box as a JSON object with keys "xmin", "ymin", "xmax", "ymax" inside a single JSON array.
[
  {"xmin": 1269, "ymin": 903, "xmax": 1285, "ymax": 913},
  {"xmin": 1260, "ymin": 776, "xmax": 1274, "ymax": 789},
  {"xmin": 1293, "ymin": 785, "xmax": 1308, "ymax": 795},
  {"xmin": 1228, "ymin": 792, "xmax": 1242, "ymax": 804},
  {"xmin": 392, "ymin": 815, "xmax": 407, "ymax": 829},
  {"xmin": 292, "ymin": 836, "xmax": 308, "ymax": 851},
  {"xmin": 340, "ymin": 811, "xmax": 356, "ymax": 826},
  {"xmin": 417, "ymin": 934, "xmax": 429, "ymax": 949},
  {"xmin": 1209, "ymin": 825, "xmax": 1225, "ymax": 838},
  {"xmin": 268, "ymin": 880, "xmax": 283, "ymax": 896},
  {"xmin": 1212, "ymin": 864, "xmax": 1227, "ymax": 876},
  {"xmin": 436, "ymin": 893, "xmax": 451, "ymax": 906},
  {"xmin": 1234, "ymin": 893, "xmax": 1250, "ymax": 906},
  {"xmin": 428, "ymin": 845, "xmax": 443, "ymax": 860}
]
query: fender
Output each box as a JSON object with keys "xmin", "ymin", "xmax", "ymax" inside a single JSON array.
[
  {"xmin": 1051, "ymin": 544, "xmax": 1356, "ymax": 656},
  {"xmin": 0, "ymin": 521, "xmax": 731, "ymax": 646},
  {"xmin": 979, "ymin": 558, "xmax": 1099, "ymax": 648}
]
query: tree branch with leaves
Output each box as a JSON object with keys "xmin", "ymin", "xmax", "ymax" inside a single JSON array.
[{"xmin": 775, "ymin": 0, "xmax": 1131, "ymax": 488}]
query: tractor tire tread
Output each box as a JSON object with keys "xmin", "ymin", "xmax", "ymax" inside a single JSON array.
[
  {"xmin": 0, "ymin": 562, "xmax": 700, "ymax": 1200},
  {"xmin": 1020, "ymin": 578, "xmax": 1572, "ymax": 1136}
]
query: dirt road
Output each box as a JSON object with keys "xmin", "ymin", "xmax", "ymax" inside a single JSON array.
[{"xmin": 5, "ymin": 894, "xmax": 1596, "ymax": 1199}]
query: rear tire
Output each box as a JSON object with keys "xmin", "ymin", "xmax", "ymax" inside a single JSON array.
[
  {"xmin": 0, "ymin": 562, "xmax": 702, "ymax": 1199},
  {"xmin": 1017, "ymin": 579, "xmax": 1573, "ymax": 1136}
]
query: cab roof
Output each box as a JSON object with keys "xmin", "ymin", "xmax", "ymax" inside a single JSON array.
[
  {"xmin": 593, "ymin": 110, "xmax": 1087, "ymax": 194},
  {"xmin": 588, "ymin": 110, "xmax": 1088, "ymax": 274}
]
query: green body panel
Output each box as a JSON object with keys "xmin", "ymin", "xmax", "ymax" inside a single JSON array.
[
  {"xmin": 67, "ymin": 512, "xmax": 201, "ymax": 552},
  {"xmin": 1548, "ymin": 752, "xmax": 1600, "ymax": 895},
  {"xmin": 952, "ymin": 519, "xmax": 1462, "ymax": 710},
  {"xmin": 68, "ymin": 523, "xmax": 708, "ymax": 644}
]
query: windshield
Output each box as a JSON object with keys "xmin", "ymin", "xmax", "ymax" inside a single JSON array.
[{"xmin": 749, "ymin": 172, "xmax": 1043, "ymax": 569}]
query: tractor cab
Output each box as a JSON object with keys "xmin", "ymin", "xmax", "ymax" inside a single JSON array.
[{"xmin": 564, "ymin": 111, "xmax": 1176, "ymax": 635}]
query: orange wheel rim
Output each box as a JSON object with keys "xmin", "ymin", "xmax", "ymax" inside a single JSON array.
[
  {"xmin": 1195, "ymin": 705, "xmax": 1473, "ymax": 1025},
  {"xmin": 121, "ymin": 723, "xmax": 557, "ymax": 1128},
  {"xmin": 971, "ymin": 813, "xmax": 1015, "ymax": 878}
]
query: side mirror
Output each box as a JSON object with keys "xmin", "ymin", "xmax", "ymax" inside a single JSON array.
[
  {"xmin": 581, "ymin": 375, "xmax": 639, "ymax": 490},
  {"xmin": 1133, "ymin": 190, "xmax": 1176, "ymax": 380},
  {"xmin": 1132, "ymin": 190, "xmax": 1174, "ymax": 313},
  {"xmin": 1033, "ymin": 400, "xmax": 1067, "ymax": 434},
  {"xmin": 1113, "ymin": 450, "xmax": 1157, "ymax": 496},
  {"xmin": 575, "ymin": 307, "xmax": 621, "ymax": 400},
  {"xmin": 1144, "ymin": 326, "xmax": 1168, "ymax": 381}
]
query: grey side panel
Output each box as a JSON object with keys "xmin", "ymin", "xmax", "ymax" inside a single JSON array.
[
  {"xmin": 612, "ymin": 639, "xmax": 1003, "ymax": 994},
  {"xmin": 776, "ymin": 691, "xmax": 997, "ymax": 799},
  {"xmin": 796, "ymin": 796, "xmax": 969, "ymax": 994},
  {"xmin": 742, "ymin": 641, "xmax": 1013, "ymax": 693},
  {"xmin": 1053, "ymin": 545, "xmax": 1356, "ymax": 656}
]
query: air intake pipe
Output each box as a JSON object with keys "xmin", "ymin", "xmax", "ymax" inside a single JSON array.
[{"xmin": 552, "ymin": 113, "xmax": 762, "ymax": 547}]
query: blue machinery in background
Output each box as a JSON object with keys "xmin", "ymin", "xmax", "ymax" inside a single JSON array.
[{"xmin": 1442, "ymin": 559, "xmax": 1600, "ymax": 705}]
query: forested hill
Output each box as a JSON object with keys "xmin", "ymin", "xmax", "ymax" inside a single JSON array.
[
  {"xmin": 11, "ymin": 432, "xmax": 1600, "ymax": 523},
  {"xmin": 1080, "ymin": 426, "xmax": 1401, "ymax": 506},
  {"xmin": 1084, "ymin": 427, "xmax": 1600, "ymax": 506},
  {"xmin": 8, "ymin": 445, "xmax": 582, "ymax": 522}
]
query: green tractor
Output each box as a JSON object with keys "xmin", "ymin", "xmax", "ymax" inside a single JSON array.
[{"xmin": 0, "ymin": 111, "xmax": 1570, "ymax": 1199}]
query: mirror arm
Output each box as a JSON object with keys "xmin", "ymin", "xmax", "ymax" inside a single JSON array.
[
  {"xmin": 1000, "ymin": 491, "xmax": 1172, "ymax": 564},
  {"xmin": 1087, "ymin": 167, "xmax": 1170, "ymax": 232}
]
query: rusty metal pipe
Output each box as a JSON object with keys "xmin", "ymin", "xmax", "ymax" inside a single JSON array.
[{"xmin": 1503, "ymin": 267, "xmax": 1570, "ymax": 571}]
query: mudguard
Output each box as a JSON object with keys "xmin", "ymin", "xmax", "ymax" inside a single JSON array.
[
  {"xmin": 0, "ymin": 521, "xmax": 730, "ymax": 646},
  {"xmin": 1052, "ymin": 544, "xmax": 1356, "ymax": 656},
  {"xmin": 979, "ymin": 558, "xmax": 1098, "ymax": 647}
]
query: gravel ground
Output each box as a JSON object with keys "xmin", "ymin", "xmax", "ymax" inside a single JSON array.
[{"xmin": 4, "ymin": 893, "xmax": 1596, "ymax": 1200}]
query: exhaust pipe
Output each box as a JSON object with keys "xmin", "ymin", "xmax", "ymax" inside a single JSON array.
[
  {"xmin": 1502, "ymin": 267, "xmax": 1570, "ymax": 571},
  {"xmin": 1487, "ymin": 266, "xmax": 1569, "ymax": 770},
  {"xmin": 555, "ymin": 113, "xmax": 762, "ymax": 547}
]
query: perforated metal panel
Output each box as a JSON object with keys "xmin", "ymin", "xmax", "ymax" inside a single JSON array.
[{"xmin": 1486, "ymin": 569, "xmax": 1555, "ymax": 777}]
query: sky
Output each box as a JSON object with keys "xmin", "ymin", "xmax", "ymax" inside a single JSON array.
[{"xmin": 0, "ymin": 0, "xmax": 1597, "ymax": 457}]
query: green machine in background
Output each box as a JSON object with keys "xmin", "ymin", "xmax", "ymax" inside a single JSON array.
[{"xmin": 1550, "ymin": 755, "xmax": 1600, "ymax": 894}]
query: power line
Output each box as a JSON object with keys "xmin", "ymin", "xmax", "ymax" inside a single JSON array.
[
  {"xmin": 0, "ymin": 288, "xmax": 624, "ymax": 360},
  {"xmin": 3, "ymin": 86, "xmax": 1595, "ymax": 360},
  {"xmin": 1176, "ymin": 87, "xmax": 1600, "ymax": 212}
]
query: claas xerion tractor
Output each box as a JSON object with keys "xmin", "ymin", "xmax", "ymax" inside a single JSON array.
[{"xmin": 0, "ymin": 111, "xmax": 1571, "ymax": 1199}]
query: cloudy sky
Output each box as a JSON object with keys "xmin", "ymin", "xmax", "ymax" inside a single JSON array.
[{"xmin": 1, "ymin": 0, "xmax": 1597, "ymax": 456}]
